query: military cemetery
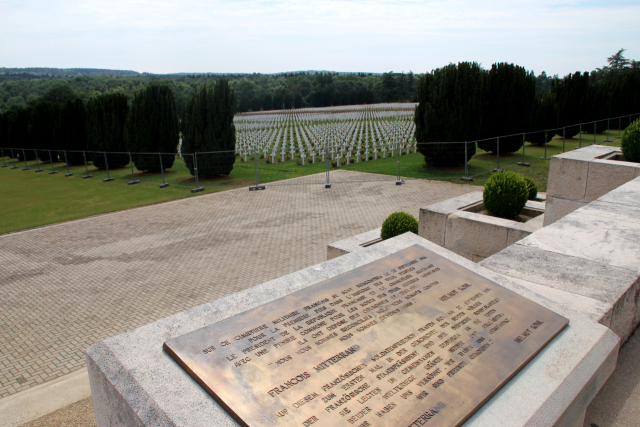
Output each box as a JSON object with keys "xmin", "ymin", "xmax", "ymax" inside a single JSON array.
[{"xmin": 1, "ymin": 2, "xmax": 640, "ymax": 427}]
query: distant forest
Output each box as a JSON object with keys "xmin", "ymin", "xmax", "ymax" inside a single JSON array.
[
  {"xmin": 0, "ymin": 51, "xmax": 635, "ymax": 116},
  {"xmin": 0, "ymin": 69, "xmax": 418, "ymax": 116}
]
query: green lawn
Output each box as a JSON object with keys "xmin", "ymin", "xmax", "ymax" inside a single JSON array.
[{"xmin": 0, "ymin": 131, "xmax": 623, "ymax": 234}]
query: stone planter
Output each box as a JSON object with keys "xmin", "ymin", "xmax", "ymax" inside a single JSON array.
[
  {"xmin": 419, "ymin": 192, "xmax": 546, "ymax": 262},
  {"xmin": 545, "ymin": 145, "xmax": 640, "ymax": 226}
]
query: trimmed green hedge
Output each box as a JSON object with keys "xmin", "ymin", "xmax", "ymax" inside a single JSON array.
[
  {"xmin": 381, "ymin": 212, "xmax": 418, "ymax": 240},
  {"xmin": 483, "ymin": 171, "xmax": 529, "ymax": 218}
]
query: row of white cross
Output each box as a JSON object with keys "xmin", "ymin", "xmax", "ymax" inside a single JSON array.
[{"xmin": 235, "ymin": 108, "xmax": 418, "ymax": 165}]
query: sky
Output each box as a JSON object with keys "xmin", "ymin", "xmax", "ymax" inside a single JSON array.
[{"xmin": 1, "ymin": 0, "xmax": 638, "ymax": 76}]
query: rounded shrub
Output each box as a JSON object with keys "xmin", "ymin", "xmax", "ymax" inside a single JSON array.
[
  {"xmin": 381, "ymin": 212, "xmax": 419, "ymax": 240},
  {"xmin": 621, "ymin": 119, "xmax": 640, "ymax": 163},
  {"xmin": 483, "ymin": 171, "xmax": 529, "ymax": 219},
  {"xmin": 522, "ymin": 176, "xmax": 538, "ymax": 200}
]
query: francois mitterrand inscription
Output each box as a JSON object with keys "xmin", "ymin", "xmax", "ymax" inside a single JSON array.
[{"xmin": 164, "ymin": 245, "xmax": 568, "ymax": 427}]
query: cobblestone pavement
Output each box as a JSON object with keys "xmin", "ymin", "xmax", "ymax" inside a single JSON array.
[{"xmin": 0, "ymin": 171, "xmax": 479, "ymax": 398}]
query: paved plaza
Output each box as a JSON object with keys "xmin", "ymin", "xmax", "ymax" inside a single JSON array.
[{"xmin": 0, "ymin": 171, "xmax": 479, "ymax": 399}]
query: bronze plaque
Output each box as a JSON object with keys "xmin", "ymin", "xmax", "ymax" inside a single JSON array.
[{"xmin": 164, "ymin": 245, "xmax": 568, "ymax": 427}]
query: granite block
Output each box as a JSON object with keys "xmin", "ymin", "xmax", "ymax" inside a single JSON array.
[
  {"xmin": 418, "ymin": 191, "xmax": 483, "ymax": 245},
  {"xmin": 519, "ymin": 210, "xmax": 640, "ymax": 273},
  {"xmin": 597, "ymin": 177, "xmax": 640, "ymax": 208},
  {"xmin": 480, "ymin": 244, "xmax": 640, "ymax": 342},
  {"xmin": 585, "ymin": 159, "xmax": 638, "ymax": 202},
  {"xmin": 546, "ymin": 156, "xmax": 589, "ymax": 200}
]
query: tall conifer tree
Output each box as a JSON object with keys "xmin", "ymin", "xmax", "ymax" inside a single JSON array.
[
  {"xmin": 125, "ymin": 83, "xmax": 178, "ymax": 172},
  {"xmin": 86, "ymin": 93, "xmax": 130, "ymax": 168},
  {"xmin": 182, "ymin": 80, "xmax": 236, "ymax": 177},
  {"xmin": 415, "ymin": 62, "xmax": 482, "ymax": 167},
  {"xmin": 478, "ymin": 63, "xmax": 536, "ymax": 154}
]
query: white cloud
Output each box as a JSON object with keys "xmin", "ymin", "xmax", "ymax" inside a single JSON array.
[{"xmin": 0, "ymin": 0, "xmax": 638, "ymax": 75}]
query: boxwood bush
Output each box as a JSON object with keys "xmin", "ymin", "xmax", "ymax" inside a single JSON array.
[
  {"xmin": 522, "ymin": 176, "xmax": 538, "ymax": 200},
  {"xmin": 621, "ymin": 119, "xmax": 640, "ymax": 163},
  {"xmin": 381, "ymin": 212, "xmax": 418, "ymax": 240},
  {"xmin": 483, "ymin": 171, "xmax": 529, "ymax": 219}
]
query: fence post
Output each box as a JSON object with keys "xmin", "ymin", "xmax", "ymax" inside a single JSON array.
[
  {"xmin": 461, "ymin": 141, "xmax": 474, "ymax": 181},
  {"xmin": 103, "ymin": 152, "xmax": 114, "ymax": 182},
  {"xmin": 540, "ymin": 130, "xmax": 550, "ymax": 160},
  {"xmin": 493, "ymin": 137, "xmax": 502, "ymax": 172},
  {"xmin": 562, "ymin": 127, "xmax": 566, "ymax": 153},
  {"xmin": 616, "ymin": 117, "xmax": 621, "ymax": 139},
  {"xmin": 603, "ymin": 118, "xmax": 612, "ymax": 142},
  {"xmin": 159, "ymin": 153, "xmax": 169, "ymax": 188},
  {"xmin": 82, "ymin": 151, "xmax": 93, "ymax": 178},
  {"xmin": 517, "ymin": 133, "xmax": 530, "ymax": 166},
  {"xmin": 11, "ymin": 148, "xmax": 19, "ymax": 169},
  {"xmin": 63, "ymin": 151, "xmax": 73, "ymax": 176},
  {"xmin": 127, "ymin": 152, "xmax": 140, "ymax": 185},
  {"xmin": 34, "ymin": 150, "xmax": 43, "ymax": 172},
  {"xmin": 325, "ymin": 145, "xmax": 331, "ymax": 188},
  {"xmin": 249, "ymin": 146, "xmax": 265, "ymax": 190},
  {"xmin": 593, "ymin": 122, "xmax": 596, "ymax": 145},
  {"xmin": 1, "ymin": 149, "xmax": 7, "ymax": 168},
  {"xmin": 579, "ymin": 124, "xmax": 582, "ymax": 148},
  {"xmin": 22, "ymin": 149, "xmax": 31, "ymax": 170},
  {"xmin": 48, "ymin": 150, "xmax": 58, "ymax": 174},
  {"xmin": 395, "ymin": 140, "xmax": 402, "ymax": 185},
  {"xmin": 191, "ymin": 152, "xmax": 204, "ymax": 193}
]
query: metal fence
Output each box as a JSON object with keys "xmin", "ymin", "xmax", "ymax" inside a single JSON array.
[{"xmin": 1, "ymin": 113, "xmax": 638, "ymax": 191}]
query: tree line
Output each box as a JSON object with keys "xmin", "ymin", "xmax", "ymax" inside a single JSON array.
[
  {"xmin": 0, "ymin": 81, "xmax": 236, "ymax": 178},
  {"xmin": 0, "ymin": 71, "xmax": 420, "ymax": 115},
  {"xmin": 416, "ymin": 50, "xmax": 640, "ymax": 166}
]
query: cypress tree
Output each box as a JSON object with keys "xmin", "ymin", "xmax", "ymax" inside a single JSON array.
[
  {"xmin": 30, "ymin": 101, "xmax": 59, "ymax": 162},
  {"xmin": 8, "ymin": 108, "xmax": 36, "ymax": 160},
  {"xmin": 415, "ymin": 62, "xmax": 481, "ymax": 167},
  {"xmin": 182, "ymin": 79, "xmax": 236, "ymax": 178},
  {"xmin": 58, "ymin": 99, "xmax": 88, "ymax": 165},
  {"xmin": 526, "ymin": 92, "xmax": 558, "ymax": 145},
  {"xmin": 609, "ymin": 70, "xmax": 640, "ymax": 129},
  {"xmin": 0, "ymin": 112, "xmax": 9, "ymax": 154},
  {"xmin": 125, "ymin": 83, "xmax": 178, "ymax": 172},
  {"xmin": 86, "ymin": 93, "xmax": 129, "ymax": 169},
  {"xmin": 478, "ymin": 63, "xmax": 536, "ymax": 154},
  {"xmin": 553, "ymin": 72, "xmax": 590, "ymax": 138},
  {"xmin": 583, "ymin": 83, "xmax": 610, "ymax": 135}
]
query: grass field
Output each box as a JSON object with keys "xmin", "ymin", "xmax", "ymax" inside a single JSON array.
[{"xmin": 0, "ymin": 131, "xmax": 623, "ymax": 234}]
